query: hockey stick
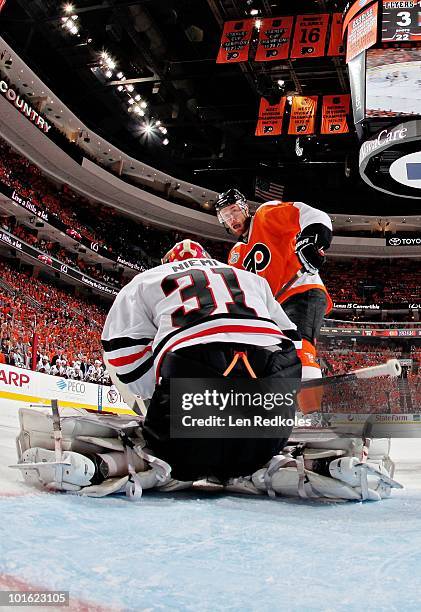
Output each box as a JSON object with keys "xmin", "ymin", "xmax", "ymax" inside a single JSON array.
[
  {"xmin": 51, "ymin": 399, "xmax": 63, "ymax": 463},
  {"xmin": 274, "ymin": 267, "xmax": 307, "ymax": 301},
  {"xmin": 302, "ymin": 359, "xmax": 401, "ymax": 389},
  {"xmin": 301, "ymin": 359, "xmax": 402, "ymax": 389},
  {"xmin": 298, "ymin": 359, "xmax": 402, "ymax": 415}
]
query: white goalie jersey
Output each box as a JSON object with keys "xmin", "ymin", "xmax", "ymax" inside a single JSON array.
[{"xmin": 102, "ymin": 257, "xmax": 301, "ymax": 400}]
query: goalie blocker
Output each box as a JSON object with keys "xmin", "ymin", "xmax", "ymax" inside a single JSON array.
[{"xmin": 11, "ymin": 405, "xmax": 402, "ymax": 502}]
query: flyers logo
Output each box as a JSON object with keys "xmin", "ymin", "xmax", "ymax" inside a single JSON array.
[{"xmin": 243, "ymin": 243, "xmax": 271, "ymax": 274}]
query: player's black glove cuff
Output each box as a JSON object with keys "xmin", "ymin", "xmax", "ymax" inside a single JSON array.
[{"xmin": 295, "ymin": 224, "xmax": 332, "ymax": 275}]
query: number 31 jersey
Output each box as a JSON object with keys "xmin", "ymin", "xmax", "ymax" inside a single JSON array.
[{"xmin": 102, "ymin": 258, "xmax": 300, "ymax": 400}]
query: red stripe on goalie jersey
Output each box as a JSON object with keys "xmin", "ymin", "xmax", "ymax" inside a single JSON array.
[
  {"xmin": 227, "ymin": 202, "xmax": 332, "ymax": 310},
  {"xmin": 107, "ymin": 344, "xmax": 152, "ymax": 367},
  {"xmin": 155, "ymin": 322, "xmax": 285, "ymax": 382}
]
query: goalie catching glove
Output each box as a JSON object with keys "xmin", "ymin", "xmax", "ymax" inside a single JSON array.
[{"xmin": 295, "ymin": 223, "xmax": 332, "ymax": 275}]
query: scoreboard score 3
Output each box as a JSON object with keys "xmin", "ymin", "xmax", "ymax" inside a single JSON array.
[{"xmin": 382, "ymin": 0, "xmax": 421, "ymax": 41}]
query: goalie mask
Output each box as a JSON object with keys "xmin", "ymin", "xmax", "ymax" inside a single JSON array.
[
  {"xmin": 215, "ymin": 188, "xmax": 250, "ymax": 235},
  {"xmin": 162, "ymin": 239, "xmax": 211, "ymax": 264}
]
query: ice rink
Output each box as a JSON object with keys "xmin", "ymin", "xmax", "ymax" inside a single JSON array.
[
  {"xmin": 1, "ymin": 399, "xmax": 421, "ymax": 612},
  {"xmin": 366, "ymin": 62, "xmax": 421, "ymax": 115}
]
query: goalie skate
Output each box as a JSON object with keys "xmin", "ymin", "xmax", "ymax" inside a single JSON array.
[{"xmin": 10, "ymin": 447, "xmax": 95, "ymax": 492}]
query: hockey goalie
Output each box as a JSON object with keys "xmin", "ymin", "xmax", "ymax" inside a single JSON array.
[{"xmin": 12, "ymin": 241, "xmax": 402, "ymax": 502}]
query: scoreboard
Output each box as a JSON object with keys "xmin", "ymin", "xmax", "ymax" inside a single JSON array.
[{"xmin": 381, "ymin": 0, "xmax": 421, "ymax": 41}]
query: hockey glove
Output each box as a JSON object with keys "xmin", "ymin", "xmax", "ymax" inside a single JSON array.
[{"xmin": 295, "ymin": 223, "xmax": 332, "ymax": 275}]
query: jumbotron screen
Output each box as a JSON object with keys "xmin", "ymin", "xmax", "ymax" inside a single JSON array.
[{"xmin": 365, "ymin": 46, "xmax": 421, "ymax": 117}]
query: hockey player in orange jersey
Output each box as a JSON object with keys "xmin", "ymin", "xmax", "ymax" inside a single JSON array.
[{"xmin": 215, "ymin": 188, "xmax": 332, "ymax": 380}]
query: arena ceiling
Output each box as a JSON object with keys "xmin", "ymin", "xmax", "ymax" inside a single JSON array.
[{"xmin": 1, "ymin": 0, "xmax": 421, "ymax": 217}]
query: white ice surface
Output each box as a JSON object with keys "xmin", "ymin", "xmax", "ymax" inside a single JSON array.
[
  {"xmin": 1, "ymin": 399, "xmax": 421, "ymax": 611},
  {"xmin": 366, "ymin": 62, "xmax": 421, "ymax": 114}
]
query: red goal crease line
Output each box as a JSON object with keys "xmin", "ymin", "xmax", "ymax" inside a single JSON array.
[{"xmin": 0, "ymin": 574, "xmax": 117, "ymax": 612}]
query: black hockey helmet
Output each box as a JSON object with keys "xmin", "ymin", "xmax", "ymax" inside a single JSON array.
[{"xmin": 215, "ymin": 188, "xmax": 249, "ymax": 229}]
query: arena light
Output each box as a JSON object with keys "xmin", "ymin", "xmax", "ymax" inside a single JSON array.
[
  {"xmin": 105, "ymin": 57, "xmax": 116, "ymax": 70},
  {"xmin": 62, "ymin": 15, "xmax": 79, "ymax": 35},
  {"xmin": 134, "ymin": 94, "xmax": 141, "ymax": 101},
  {"xmin": 163, "ymin": 138, "xmax": 169, "ymax": 145},
  {"xmin": 255, "ymin": 19, "xmax": 262, "ymax": 30},
  {"xmin": 126, "ymin": 84, "xmax": 134, "ymax": 92},
  {"xmin": 142, "ymin": 123, "xmax": 155, "ymax": 135},
  {"xmin": 117, "ymin": 85, "xmax": 123, "ymax": 91},
  {"xmin": 250, "ymin": 9, "xmax": 259, "ymax": 15},
  {"xmin": 64, "ymin": 3, "xmax": 74, "ymax": 13},
  {"xmin": 140, "ymin": 100, "xmax": 147, "ymax": 109},
  {"xmin": 105, "ymin": 69, "xmax": 113, "ymax": 79},
  {"xmin": 116, "ymin": 71, "xmax": 124, "ymax": 79}
]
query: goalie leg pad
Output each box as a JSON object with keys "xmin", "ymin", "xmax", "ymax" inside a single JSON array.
[
  {"xmin": 252, "ymin": 456, "xmax": 361, "ymax": 501},
  {"xmin": 16, "ymin": 407, "xmax": 139, "ymax": 458},
  {"xmin": 251, "ymin": 436, "xmax": 403, "ymax": 502}
]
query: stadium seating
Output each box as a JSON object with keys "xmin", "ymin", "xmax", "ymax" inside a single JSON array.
[{"xmin": 0, "ymin": 260, "xmax": 108, "ymax": 382}]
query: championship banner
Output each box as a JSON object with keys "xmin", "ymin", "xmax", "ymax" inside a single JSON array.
[
  {"xmin": 0, "ymin": 1, "xmax": 6, "ymax": 13},
  {"xmin": 255, "ymin": 16, "xmax": 294, "ymax": 62},
  {"xmin": 288, "ymin": 96, "xmax": 318, "ymax": 135},
  {"xmin": 216, "ymin": 19, "xmax": 254, "ymax": 63},
  {"xmin": 321, "ymin": 94, "xmax": 350, "ymax": 134},
  {"xmin": 346, "ymin": 2, "xmax": 378, "ymax": 63},
  {"xmin": 328, "ymin": 12, "xmax": 345, "ymax": 56},
  {"xmin": 255, "ymin": 97, "xmax": 286, "ymax": 136},
  {"xmin": 290, "ymin": 14, "xmax": 330, "ymax": 59}
]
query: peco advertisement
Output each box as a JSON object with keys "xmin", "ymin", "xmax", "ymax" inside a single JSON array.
[{"xmin": 0, "ymin": 363, "xmax": 131, "ymax": 412}]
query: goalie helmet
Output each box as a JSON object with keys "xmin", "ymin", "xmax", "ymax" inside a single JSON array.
[
  {"xmin": 161, "ymin": 239, "xmax": 210, "ymax": 264},
  {"xmin": 215, "ymin": 188, "xmax": 249, "ymax": 230}
]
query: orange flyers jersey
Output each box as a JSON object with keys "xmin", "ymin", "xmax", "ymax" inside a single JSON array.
[{"xmin": 228, "ymin": 201, "xmax": 333, "ymax": 313}]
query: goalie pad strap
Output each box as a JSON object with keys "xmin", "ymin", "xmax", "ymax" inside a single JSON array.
[{"xmin": 264, "ymin": 455, "xmax": 293, "ymax": 498}]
